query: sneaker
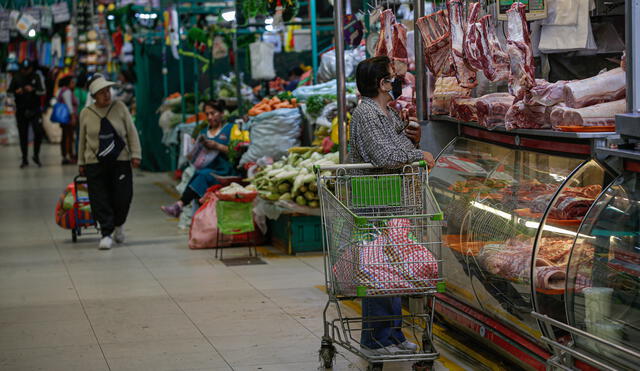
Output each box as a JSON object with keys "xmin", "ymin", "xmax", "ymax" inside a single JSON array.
[
  {"xmin": 99, "ymin": 236, "xmax": 113, "ymax": 250},
  {"xmin": 32, "ymin": 156, "xmax": 42, "ymax": 167},
  {"xmin": 20, "ymin": 161, "xmax": 28, "ymax": 169},
  {"xmin": 397, "ymin": 340, "xmax": 419, "ymax": 352},
  {"xmin": 113, "ymin": 226, "xmax": 125, "ymax": 244},
  {"xmin": 161, "ymin": 202, "xmax": 182, "ymax": 217}
]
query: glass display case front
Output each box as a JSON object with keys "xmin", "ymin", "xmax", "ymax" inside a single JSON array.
[
  {"xmin": 567, "ymin": 171, "xmax": 640, "ymax": 369},
  {"xmin": 431, "ymin": 138, "xmax": 610, "ymax": 345}
]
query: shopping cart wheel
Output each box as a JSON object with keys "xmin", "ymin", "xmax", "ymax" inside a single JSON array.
[
  {"xmin": 367, "ymin": 362, "xmax": 383, "ymax": 370},
  {"xmin": 71, "ymin": 229, "xmax": 78, "ymax": 243},
  {"xmin": 412, "ymin": 361, "xmax": 433, "ymax": 371},
  {"xmin": 319, "ymin": 339, "xmax": 336, "ymax": 368}
]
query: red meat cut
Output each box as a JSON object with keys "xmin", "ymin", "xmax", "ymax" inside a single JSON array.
[
  {"xmin": 475, "ymin": 93, "xmax": 515, "ymax": 129},
  {"xmin": 506, "ymin": 3, "xmax": 536, "ymax": 101},
  {"xmin": 416, "ymin": 10, "xmax": 455, "ymax": 77},
  {"xmin": 450, "ymin": 96, "xmax": 479, "ymax": 122},
  {"xmin": 529, "ymin": 80, "xmax": 570, "ymax": 106},
  {"xmin": 375, "ymin": 9, "xmax": 395, "ymax": 58},
  {"xmin": 480, "ymin": 15, "xmax": 509, "ymax": 81},
  {"xmin": 462, "ymin": 2, "xmax": 484, "ymax": 72},
  {"xmin": 563, "ymin": 68, "xmax": 626, "ymax": 108},
  {"xmin": 448, "ymin": 0, "xmax": 477, "ymax": 88},
  {"xmin": 550, "ymin": 99, "xmax": 625, "ymax": 128},
  {"xmin": 504, "ymin": 100, "xmax": 550, "ymax": 130}
]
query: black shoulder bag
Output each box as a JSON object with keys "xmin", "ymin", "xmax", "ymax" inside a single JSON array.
[{"xmin": 87, "ymin": 104, "xmax": 127, "ymax": 163}]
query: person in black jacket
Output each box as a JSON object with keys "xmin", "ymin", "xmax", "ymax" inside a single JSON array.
[{"xmin": 9, "ymin": 60, "xmax": 46, "ymax": 168}]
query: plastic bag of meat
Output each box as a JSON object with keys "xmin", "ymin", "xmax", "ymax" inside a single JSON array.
[
  {"xmin": 506, "ymin": 3, "xmax": 536, "ymax": 100},
  {"xmin": 450, "ymin": 96, "xmax": 479, "ymax": 122},
  {"xmin": 431, "ymin": 76, "xmax": 471, "ymax": 116},
  {"xmin": 550, "ymin": 99, "xmax": 625, "ymax": 128},
  {"xmin": 475, "ymin": 93, "xmax": 515, "ymax": 129},
  {"xmin": 563, "ymin": 67, "xmax": 626, "ymax": 108},
  {"xmin": 504, "ymin": 101, "xmax": 550, "ymax": 130}
]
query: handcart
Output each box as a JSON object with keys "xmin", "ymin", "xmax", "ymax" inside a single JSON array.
[
  {"xmin": 315, "ymin": 162, "xmax": 445, "ymax": 370},
  {"xmin": 70, "ymin": 175, "xmax": 97, "ymax": 242}
]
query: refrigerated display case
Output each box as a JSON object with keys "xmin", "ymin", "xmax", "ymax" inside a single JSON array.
[
  {"xmin": 429, "ymin": 136, "xmax": 615, "ymax": 369},
  {"xmin": 561, "ymin": 168, "xmax": 640, "ymax": 369}
]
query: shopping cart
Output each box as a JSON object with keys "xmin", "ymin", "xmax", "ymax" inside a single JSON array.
[{"xmin": 315, "ymin": 162, "xmax": 445, "ymax": 371}]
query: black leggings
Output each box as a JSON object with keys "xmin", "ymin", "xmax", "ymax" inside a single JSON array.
[
  {"xmin": 16, "ymin": 111, "xmax": 43, "ymax": 162},
  {"xmin": 180, "ymin": 187, "xmax": 199, "ymax": 205}
]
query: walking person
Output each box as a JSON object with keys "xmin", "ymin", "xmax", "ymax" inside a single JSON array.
[
  {"xmin": 349, "ymin": 56, "xmax": 435, "ymax": 354},
  {"xmin": 57, "ymin": 74, "xmax": 78, "ymax": 164},
  {"xmin": 9, "ymin": 60, "xmax": 46, "ymax": 168},
  {"xmin": 78, "ymin": 74, "xmax": 142, "ymax": 250}
]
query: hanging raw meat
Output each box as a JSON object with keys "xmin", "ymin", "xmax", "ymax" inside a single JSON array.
[
  {"xmin": 480, "ymin": 15, "xmax": 509, "ymax": 81},
  {"xmin": 506, "ymin": 2, "xmax": 536, "ymax": 101},
  {"xmin": 563, "ymin": 67, "xmax": 626, "ymax": 108},
  {"xmin": 391, "ymin": 23, "xmax": 409, "ymax": 75},
  {"xmin": 549, "ymin": 99, "xmax": 626, "ymax": 128},
  {"xmin": 462, "ymin": 2, "xmax": 484, "ymax": 71},
  {"xmin": 374, "ymin": 9, "xmax": 396, "ymax": 57},
  {"xmin": 416, "ymin": 10, "xmax": 455, "ymax": 77},
  {"xmin": 448, "ymin": 0, "xmax": 477, "ymax": 88},
  {"xmin": 475, "ymin": 93, "xmax": 516, "ymax": 129}
]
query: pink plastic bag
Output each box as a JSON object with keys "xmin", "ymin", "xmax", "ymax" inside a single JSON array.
[
  {"xmin": 189, "ymin": 188, "xmax": 264, "ymax": 249},
  {"xmin": 189, "ymin": 196, "xmax": 225, "ymax": 249}
]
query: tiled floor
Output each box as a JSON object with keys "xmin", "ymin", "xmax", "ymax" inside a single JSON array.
[{"xmin": 0, "ymin": 144, "xmax": 474, "ymax": 371}]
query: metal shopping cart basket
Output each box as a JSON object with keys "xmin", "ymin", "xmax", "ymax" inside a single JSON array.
[{"xmin": 315, "ymin": 162, "xmax": 445, "ymax": 371}]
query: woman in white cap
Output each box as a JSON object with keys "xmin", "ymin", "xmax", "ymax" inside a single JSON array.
[{"xmin": 78, "ymin": 74, "xmax": 142, "ymax": 250}]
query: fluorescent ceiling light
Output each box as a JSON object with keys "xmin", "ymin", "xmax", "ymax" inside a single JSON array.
[
  {"xmin": 222, "ymin": 10, "xmax": 235, "ymax": 22},
  {"xmin": 28, "ymin": 29, "xmax": 36, "ymax": 38},
  {"xmin": 265, "ymin": 24, "xmax": 274, "ymax": 32},
  {"xmin": 265, "ymin": 17, "xmax": 273, "ymax": 24}
]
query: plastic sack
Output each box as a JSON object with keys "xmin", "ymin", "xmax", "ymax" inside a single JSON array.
[
  {"xmin": 189, "ymin": 192, "xmax": 263, "ymax": 249},
  {"xmin": 176, "ymin": 164, "xmax": 196, "ymax": 195},
  {"xmin": 50, "ymin": 101, "xmax": 70, "ymax": 124},
  {"xmin": 250, "ymin": 41, "xmax": 276, "ymax": 80},
  {"xmin": 317, "ymin": 45, "xmax": 366, "ymax": 83},
  {"xmin": 292, "ymin": 79, "xmax": 358, "ymax": 101},
  {"xmin": 239, "ymin": 108, "xmax": 301, "ymax": 166},
  {"xmin": 216, "ymin": 201, "xmax": 255, "ymax": 235}
]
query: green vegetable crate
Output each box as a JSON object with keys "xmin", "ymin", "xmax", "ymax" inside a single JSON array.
[{"xmin": 268, "ymin": 214, "xmax": 323, "ymax": 254}]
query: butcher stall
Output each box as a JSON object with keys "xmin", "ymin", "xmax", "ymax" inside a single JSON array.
[{"xmin": 414, "ymin": 0, "xmax": 638, "ymax": 369}]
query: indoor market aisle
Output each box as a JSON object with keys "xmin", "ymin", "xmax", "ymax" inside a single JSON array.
[{"xmin": 0, "ymin": 144, "xmax": 476, "ymax": 371}]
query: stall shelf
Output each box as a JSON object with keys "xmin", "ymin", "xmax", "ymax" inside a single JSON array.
[{"xmin": 429, "ymin": 136, "xmax": 615, "ymax": 370}]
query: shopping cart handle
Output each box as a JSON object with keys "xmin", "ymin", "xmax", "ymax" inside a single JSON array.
[{"xmin": 314, "ymin": 161, "xmax": 427, "ymax": 172}]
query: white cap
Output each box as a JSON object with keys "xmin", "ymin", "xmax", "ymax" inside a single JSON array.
[{"xmin": 88, "ymin": 75, "xmax": 117, "ymax": 96}]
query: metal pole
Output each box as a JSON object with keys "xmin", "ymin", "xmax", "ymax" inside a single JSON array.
[
  {"xmin": 334, "ymin": 0, "xmax": 347, "ymax": 163},
  {"xmin": 194, "ymin": 56, "xmax": 199, "ymax": 119},
  {"xmin": 233, "ymin": 27, "xmax": 242, "ymax": 114},
  {"xmin": 414, "ymin": 0, "xmax": 426, "ymax": 121},
  {"xmin": 177, "ymin": 11, "xmax": 186, "ymax": 124},
  {"xmin": 626, "ymin": 0, "xmax": 640, "ymax": 113},
  {"xmin": 311, "ymin": 0, "xmax": 318, "ymax": 84}
]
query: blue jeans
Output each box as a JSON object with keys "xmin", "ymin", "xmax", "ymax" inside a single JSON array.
[{"xmin": 361, "ymin": 297, "xmax": 406, "ymax": 349}]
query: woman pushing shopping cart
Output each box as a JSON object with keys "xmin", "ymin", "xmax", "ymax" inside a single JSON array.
[{"xmin": 316, "ymin": 57, "xmax": 444, "ymax": 370}]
